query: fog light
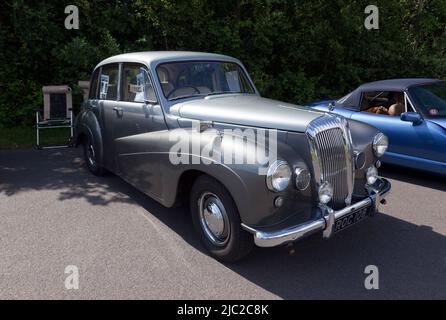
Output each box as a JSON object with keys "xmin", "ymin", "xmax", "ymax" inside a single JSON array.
[
  {"xmin": 274, "ymin": 196, "xmax": 284, "ymax": 208},
  {"xmin": 295, "ymin": 168, "xmax": 311, "ymax": 191},
  {"xmin": 366, "ymin": 166, "xmax": 378, "ymax": 185},
  {"xmin": 318, "ymin": 181, "xmax": 333, "ymax": 204}
]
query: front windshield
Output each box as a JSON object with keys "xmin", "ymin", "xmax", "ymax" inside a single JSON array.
[
  {"xmin": 156, "ymin": 61, "xmax": 255, "ymax": 101},
  {"xmin": 410, "ymin": 83, "xmax": 446, "ymax": 118}
]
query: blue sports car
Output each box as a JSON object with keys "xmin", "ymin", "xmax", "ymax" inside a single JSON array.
[{"xmin": 308, "ymin": 79, "xmax": 446, "ymax": 175}]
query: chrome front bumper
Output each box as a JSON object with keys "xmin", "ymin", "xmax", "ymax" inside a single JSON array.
[{"xmin": 242, "ymin": 178, "xmax": 391, "ymax": 248}]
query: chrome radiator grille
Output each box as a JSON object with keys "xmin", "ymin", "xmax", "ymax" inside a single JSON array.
[{"xmin": 306, "ymin": 115, "xmax": 354, "ymax": 209}]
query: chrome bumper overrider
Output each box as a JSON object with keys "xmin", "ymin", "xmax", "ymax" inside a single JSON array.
[{"xmin": 242, "ymin": 178, "xmax": 391, "ymax": 248}]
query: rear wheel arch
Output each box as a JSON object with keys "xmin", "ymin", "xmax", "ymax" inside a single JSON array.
[
  {"xmin": 78, "ymin": 112, "xmax": 104, "ymax": 167},
  {"xmin": 76, "ymin": 132, "xmax": 88, "ymax": 147}
]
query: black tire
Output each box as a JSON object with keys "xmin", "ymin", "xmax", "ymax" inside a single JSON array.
[
  {"xmin": 190, "ymin": 175, "xmax": 254, "ymax": 262},
  {"xmin": 83, "ymin": 135, "xmax": 104, "ymax": 176}
]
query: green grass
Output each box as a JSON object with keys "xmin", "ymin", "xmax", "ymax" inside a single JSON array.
[{"xmin": 0, "ymin": 126, "xmax": 72, "ymax": 149}]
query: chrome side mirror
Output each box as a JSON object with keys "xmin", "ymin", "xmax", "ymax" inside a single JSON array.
[
  {"xmin": 401, "ymin": 112, "xmax": 423, "ymax": 125},
  {"xmin": 144, "ymin": 99, "xmax": 157, "ymax": 105}
]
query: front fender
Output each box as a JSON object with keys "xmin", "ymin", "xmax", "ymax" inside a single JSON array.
[
  {"xmin": 114, "ymin": 126, "xmax": 313, "ymax": 226},
  {"xmin": 347, "ymin": 118, "xmax": 383, "ymax": 196}
]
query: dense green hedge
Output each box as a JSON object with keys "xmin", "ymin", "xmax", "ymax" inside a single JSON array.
[{"xmin": 1, "ymin": 0, "xmax": 445, "ymax": 127}]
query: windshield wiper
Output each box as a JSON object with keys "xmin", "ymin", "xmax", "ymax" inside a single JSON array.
[
  {"xmin": 168, "ymin": 91, "xmax": 247, "ymax": 101},
  {"xmin": 205, "ymin": 91, "xmax": 238, "ymax": 97},
  {"xmin": 168, "ymin": 93, "xmax": 205, "ymax": 101}
]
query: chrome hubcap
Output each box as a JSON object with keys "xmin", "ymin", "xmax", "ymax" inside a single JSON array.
[
  {"xmin": 87, "ymin": 143, "xmax": 96, "ymax": 166},
  {"xmin": 198, "ymin": 192, "xmax": 230, "ymax": 246}
]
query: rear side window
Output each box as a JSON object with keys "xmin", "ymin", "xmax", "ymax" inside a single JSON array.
[
  {"xmin": 361, "ymin": 91, "xmax": 393, "ymax": 110},
  {"xmin": 100, "ymin": 64, "xmax": 119, "ymax": 100},
  {"xmin": 361, "ymin": 91, "xmax": 406, "ymax": 116},
  {"xmin": 89, "ymin": 68, "xmax": 100, "ymax": 99}
]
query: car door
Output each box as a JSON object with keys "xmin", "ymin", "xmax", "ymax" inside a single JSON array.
[
  {"xmin": 113, "ymin": 63, "xmax": 167, "ymax": 198},
  {"xmin": 85, "ymin": 67, "xmax": 101, "ymax": 123},
  {"xmin": 351, "ymin": 91, "xmax": 438, "ymax": 164},
  {"xmin": 98, "ymin": 63, "xmax": 120, "ymax": 171},
  {"xmin": 112, "ymin": 63, "xmax": 165, "ymax": 139},
  {"xmin": 405, "ymin": 90, "xmax": 446, "ymax": 165}
]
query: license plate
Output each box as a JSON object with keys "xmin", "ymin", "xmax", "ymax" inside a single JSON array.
[{"xmin": 334, "ymin": 205, "xmax": 370, "ymax": 233}]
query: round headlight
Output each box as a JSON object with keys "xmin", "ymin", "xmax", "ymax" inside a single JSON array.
[
  {"xmin": 373, "ymin": 133, "xmax": 388, "ymax": 158},
  {"xmin": 366, "ymin": 166, "xmax": 378, "ymax": 185},
  {"xmin": 266, "ymin": 160, "xmax": 291, "ymax": 192},
  {"xmin": 318, "ymin": 181, "xmax": 333, "ymax": 204},
  {"xmin": 295, "ymin": 168, "xmax": 311, "ymax": 191}
]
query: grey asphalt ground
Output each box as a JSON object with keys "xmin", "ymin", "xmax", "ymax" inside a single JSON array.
[{"xmin": 0, "ymin": 147, "xmax": 445, "ymax": 300}]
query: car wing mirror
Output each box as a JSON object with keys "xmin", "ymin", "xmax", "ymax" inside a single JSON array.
[
  {"xmin": 145, "ymin": 98, "xmax": 158, "ymax": 105},
  {"xmin": 143, "ymin": 99, "xmax": 158, "ymax": 118},
  {"xmin": 401, "ymin": 112, "xmax": 423, "ymax": 125}
]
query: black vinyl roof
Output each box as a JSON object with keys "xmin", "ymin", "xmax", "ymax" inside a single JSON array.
[
  {"xmin": 337, "ymin": 78, "xmax": 444, "ymax": 107},
  {"xmin": 358, "ymin": 78, "xmax": 443, "ymax": 91}
]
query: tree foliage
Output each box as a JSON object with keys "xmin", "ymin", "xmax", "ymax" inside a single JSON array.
[{"xmin": 0, "ymin": 0, "xmax": 445, "ymax": 127}]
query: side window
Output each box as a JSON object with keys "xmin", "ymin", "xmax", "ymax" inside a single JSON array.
[
  {"xmin": 361, "ymin": 91, "xmax": 388, "ymax": 111},
  {"xmin": 361, "ymin": 91, "xmax": 405, "ymax": 117},
  {"xmin": 122, "ymin": 64, "xmax": 156, "ymax": 103},
  {"xmin": 221, "ymin": 63, "xmax": 254, "ymax": 94},
  {"xmin": 100, "ymin": 64, "xmax": 119, "ymax": 100},
  {"xmin": 89, "ymin": 68, "xmax": 100, "ymax": 99}
]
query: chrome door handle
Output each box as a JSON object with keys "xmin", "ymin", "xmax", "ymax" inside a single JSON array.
[{"xmin": 113, "ymin": 106, "xmax": 124, "ymax": 117}]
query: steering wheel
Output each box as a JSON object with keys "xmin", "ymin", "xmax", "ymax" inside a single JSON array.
[
  {"xmin": 426, "ymin": 106, "xmax": 440, "ymax": 116},
  {"xmin": 167, "ymin": 86, "xmax": 201, "ymax": 99}
]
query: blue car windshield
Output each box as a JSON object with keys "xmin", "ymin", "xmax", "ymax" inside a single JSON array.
[
  {"xmin": 410, "ymin": 83, "xmax": 446, "ymax": 118},
  {"xmin": 156, "ymin": 61, "xmax": 255, "ymax": 101}
]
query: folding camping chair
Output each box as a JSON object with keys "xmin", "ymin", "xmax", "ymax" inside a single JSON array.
[{"xmin": 36, "ymin": 85, "xmax": 74, "ymax": 149}]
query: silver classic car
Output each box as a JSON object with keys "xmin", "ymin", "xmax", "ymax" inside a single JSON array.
[{"xmin": 74, "ymin": 51, "xmax": 391, "ymax": 261}]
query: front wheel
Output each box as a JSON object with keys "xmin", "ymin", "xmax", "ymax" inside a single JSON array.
[
  {"xmin": 83, "ymin": 136, "xmax": 104, "ymax": 176},
  {"xmin": 190, "ymin": 175, "xmax": 253, "ymax": 262}
]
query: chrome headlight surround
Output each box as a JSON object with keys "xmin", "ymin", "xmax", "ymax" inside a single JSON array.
[
  {"xmin": 266, "ymin": 160, "xmax": 292, "ymax": 192},
  {"xmin": 373, "ymin": 133, "xmax": 389, "ymax": 158},
  {"xmin": 295, "ymin": 168, "xmax": 311, "ymax": 191}
]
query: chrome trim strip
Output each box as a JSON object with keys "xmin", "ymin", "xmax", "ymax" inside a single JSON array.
[
  {"xmin": 242, "ymin": 178, "xmax": 391, "ymax": 248},
  {"xmin": 404, "ymin": 91, "xmax": 417, "ymax": 113}
]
